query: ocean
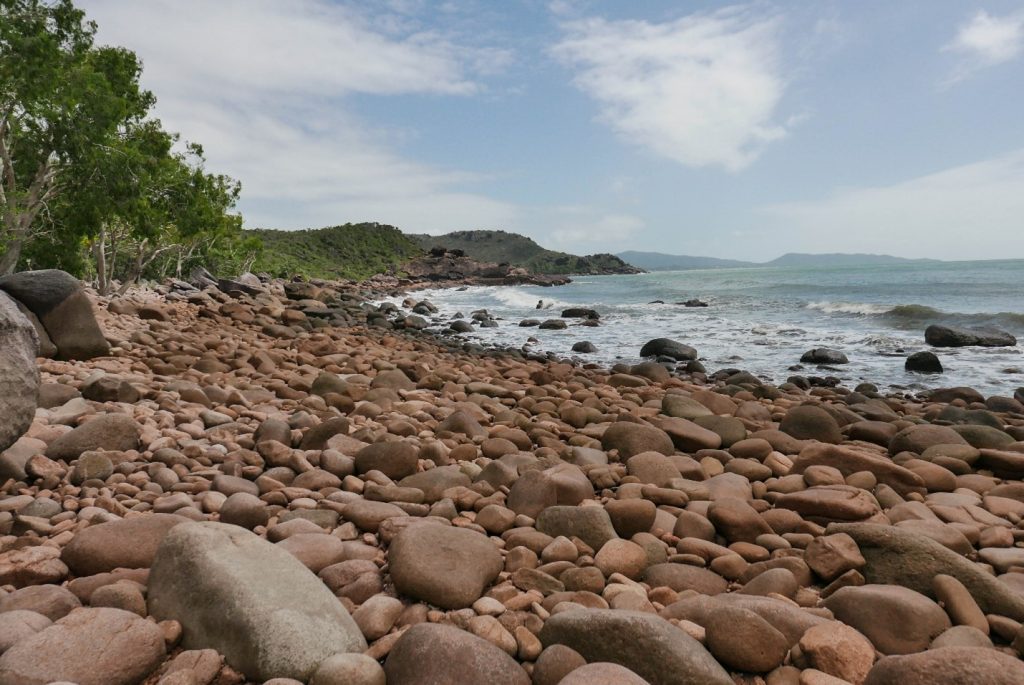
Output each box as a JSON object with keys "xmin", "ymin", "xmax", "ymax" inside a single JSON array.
[{"xmin": 384, "ymin": 259, "xmax": 1024, "ymax": 397}]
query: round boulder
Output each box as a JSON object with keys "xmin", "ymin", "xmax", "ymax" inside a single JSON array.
[
  {"xmin": 389, "ymin": 523, "xmax": 502, "ymax": 609},
  {"xmin": 779, "ymin": 405, "xmax": 843, "ymax": 444},
  {"xmin": 384, "ymin": 623, "xmax": 529, "ymax": 685},
  {"xmin": 905, "ymin": 351, "xmax": 942, "ymax": 373},
  {"xmin": 640, "ymin": 338, "xmax": 697, "ymax": 361}
]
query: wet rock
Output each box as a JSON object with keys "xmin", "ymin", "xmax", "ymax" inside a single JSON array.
[
  {"xmin": 640, "ymin": 338, "xmax": 698, "ymax": 361},
  {"xmin": 925, "ymin": 324, "xmax": 1016, "ymax": 348},
  {"xmin": 905, "ymin": 351, "xmax": 942, "ymax": 373},
  {"xmin": 801, "ymin": 348, "xmax": 849, "ymax": 365}
]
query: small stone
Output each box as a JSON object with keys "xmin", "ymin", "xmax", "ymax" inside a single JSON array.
[
  {"xmin": 310, "ymin": 653, "xmax": 386, "ymax": 685},
  {"xmin": 799, "ymin": 622, "xmax": 875, "ymax": 684}
]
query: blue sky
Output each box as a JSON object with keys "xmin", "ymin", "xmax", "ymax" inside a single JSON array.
[{"xmin": 82, "ymin": 0, "xmax": 1024, "ymax": 260}]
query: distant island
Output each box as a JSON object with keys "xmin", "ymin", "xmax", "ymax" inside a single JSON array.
[{"xmin": 618, "ymin": 250, "xmax": 942, "ymax": 271}]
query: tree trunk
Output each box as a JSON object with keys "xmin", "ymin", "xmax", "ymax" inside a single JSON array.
[
  {"xmin": 93, "ymin": 225, "xmax": 109, "ymax": 294},
  {"xmin": 0, "ymin": 238, "xmax": 22, "ymax": 275}
]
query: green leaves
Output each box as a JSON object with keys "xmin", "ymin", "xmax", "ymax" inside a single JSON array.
[{"xmin": 1, "ymin": 0, "xmax": 246, "ymax": 283}]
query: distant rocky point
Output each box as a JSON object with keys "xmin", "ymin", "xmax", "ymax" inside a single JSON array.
[
  {"xmin": 619, "ymin": 250, "xmax": 941, "ymax": 271},
  {"xmin": 411, "ymin": 230, "xmax": 643, "ymax": 276}
]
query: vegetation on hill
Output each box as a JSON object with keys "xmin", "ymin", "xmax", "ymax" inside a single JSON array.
[
  {"xmin": 411, "ymin": 230, "xmax": 640, "ymax": 275},
  {"xmin": 248, "ymin": 223, "xmax": 423, "ymax": 280}
]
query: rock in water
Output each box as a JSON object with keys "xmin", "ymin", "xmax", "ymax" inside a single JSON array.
[
  {"xmin": 147, "ymin": 521, "xmax": 366, "ymax": 681},
  {"xmin": 800, "ymin": 348, "xmax": 849, "ymax": 365},
  {"xmin": 0, "ymin": 269, "xmax": 110, "ymax": 360},
  {"xmin": 0, "ymin": 607, "xmax": 165, "ymax": 685},
  {"xmin": 538, "ymin": 609, "xmax": 732, "ymax": 685},
  {"xmin": 905, "ymin": 351, "xmax": 942, "ymax": 373},
  {"xmin": 924, "ymin": 324, "xmax": 1016, "ymax": 348},
  {"xmin": 384, "ymin": 623, "xmax": 529, "ymax": 685},
  {"xmin": 0, "ymin": 292, "xmax": 39, "ymax": 453},
  {"xmin": 640, "ymin": 338, "xmax": 698, "ymax": 361}
]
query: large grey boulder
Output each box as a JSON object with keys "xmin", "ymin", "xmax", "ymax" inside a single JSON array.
[
  {"xmin": 829, "ymin": 522, "xmax": 1024, "ymax": 620},
  {"xmin": 539, "ymin": 609, "xmax": 732, "ymax": 685},
  {"xmin": 0, "ymin": 292, "xmax": 38, "ymax": 454},
  {"xmin": 0, "ymin": 269, "xmax": 109, "ymax": 360},
  {"xmin": 147, "ymin": 521, "xmax": 366, "ymax": 681}
]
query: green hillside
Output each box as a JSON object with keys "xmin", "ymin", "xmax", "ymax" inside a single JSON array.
[
  {"xmin": 248, "ymin": 223, "xmax": 423, "ymax": 280},
  {"xmin": 411, "ymin": 230, "xmax": 639, "ymax": 275}
]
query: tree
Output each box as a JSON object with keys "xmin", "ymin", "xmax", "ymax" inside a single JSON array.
[
  {"xmin": 0, "ymin": 0, "xmax": 152, "ymax": 273},
  {"xmin": 68, "ymin": 127, "xmax": 246, "ymax": 294}
]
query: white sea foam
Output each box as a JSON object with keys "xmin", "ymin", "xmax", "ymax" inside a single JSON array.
[
  {"xmin": 489, "ymin": 287, "xmax": 569, "ymax": 310},
  {"xmin": 806, "ymin": 301, "xmax": 893, "ymax": 316}
]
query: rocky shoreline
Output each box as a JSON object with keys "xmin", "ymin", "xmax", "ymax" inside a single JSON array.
[{"xmin": 0, "ymin": 270, "xmax": 1024, "ymax": 684}]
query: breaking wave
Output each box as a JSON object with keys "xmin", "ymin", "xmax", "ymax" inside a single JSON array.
[
  {"xmin": 807, "ymin": 301, "xmax": 1024, "ymax": 330},
  {"xmin": 490, "ymin": 287, "xmax": 569, "ymax": 310}
]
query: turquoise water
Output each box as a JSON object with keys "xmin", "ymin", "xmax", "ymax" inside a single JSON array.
[{"xmin": 387, "ymin": 260, "xmax": 1024, "ymax": 396}]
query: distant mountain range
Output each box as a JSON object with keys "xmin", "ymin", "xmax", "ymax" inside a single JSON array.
[{"xmin": 618, "ymin": 250, "xmax": 941, "ymax": 271}]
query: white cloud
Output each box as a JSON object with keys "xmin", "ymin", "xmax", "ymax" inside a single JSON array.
[
  {"xmin": 79, "ymin": 0, "xmax": 515, "ymax": 232},
  {"xmin": 943, "ymin": 9, "xmax": 1024, "ymax": 85},
  {"xmin": 553, "ymin": 5, "xmax": 789, "ymax": 171},
  {"xmin": 543, "ymin": 209, "xmax": 644, "ymax": 249},
  {"xmin": 759, "ymin": 151, "xmax": 1024, "ymax": 260}
]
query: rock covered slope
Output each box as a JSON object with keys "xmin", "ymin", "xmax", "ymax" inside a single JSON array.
[
  {"xmin": 0, "ymin": 272, "xmax": 1022, "ymax": 683},
  {"xmin": 411, "ymin": 229, "xmax": 643, "ymax": 275}
]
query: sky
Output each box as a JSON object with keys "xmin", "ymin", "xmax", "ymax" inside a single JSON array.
[{"xmin": 80, "ymin": 0, "xmax": 1024, "ymax": 261}]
